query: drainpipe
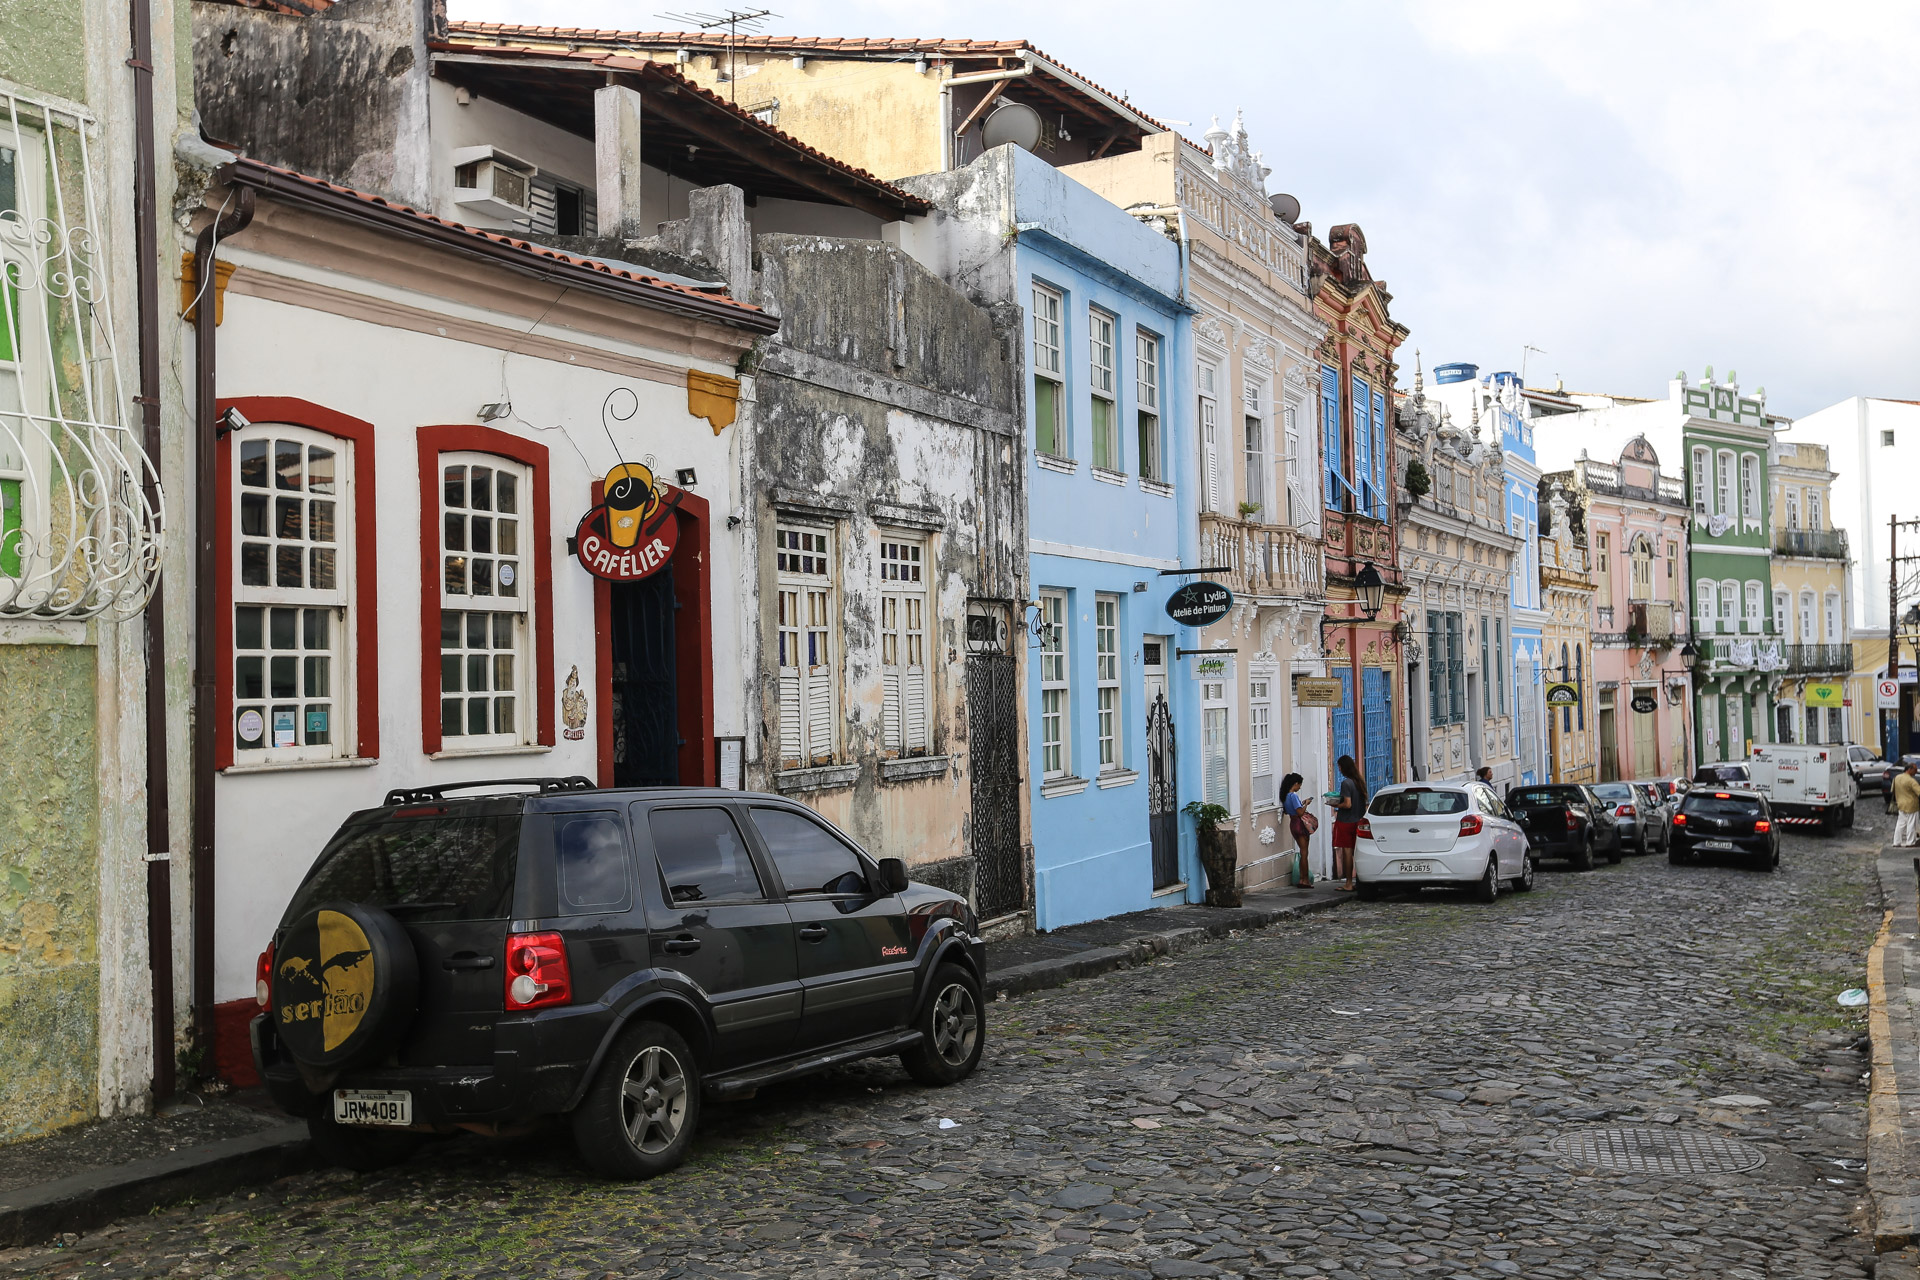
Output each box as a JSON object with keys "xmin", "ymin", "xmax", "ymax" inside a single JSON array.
[
  {"xmin": 191, "ymin": 180, "xmax": 255, "ymax": 1067},
  {"xmin": 126, "ymin": 0, "xmax": 174, "ymax": 1101}
]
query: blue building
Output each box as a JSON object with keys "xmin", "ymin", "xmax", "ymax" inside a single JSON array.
[
  {"xmin": 905, "ymin": 146, "xmax": 1201, "ymax": 929},
  {"xmin": 1431, "ymin": 364, "xmax": 1547, "ymax": 784}
]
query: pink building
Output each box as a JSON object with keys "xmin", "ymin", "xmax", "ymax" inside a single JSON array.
[{"xmin": 1546, "ymin": 438, "xmax": 1695, "ymax": 780}]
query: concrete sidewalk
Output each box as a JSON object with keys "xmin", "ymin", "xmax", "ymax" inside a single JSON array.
[
  {"xmin": 1869, "ymin": 848, "xmax": 1920, "ymax": 1273},
  {"xmin": 0, "ymin": 884, "xmax": 1352, "ymax": 1248}
]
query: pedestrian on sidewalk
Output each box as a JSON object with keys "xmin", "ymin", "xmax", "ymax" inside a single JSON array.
[
  {"xmin": 1330, "ymin": 755, "xmax": 1367, "ymax": 890},
  {"xmin": 1476, "ymin": 765, "xmax": 1493, "ymax": 785},
  {"xmin": 1895, "ymin": 763, "xmax": 1920, "ymax": 847},
  {"xmin": 1281, "ymin": 773, "xmax": 1317, "ymax": 887}
]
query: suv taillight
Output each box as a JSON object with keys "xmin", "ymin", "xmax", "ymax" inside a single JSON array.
[
  {"xmin": 1565, "ymin": 809, "xmax": 1580, "ymax": 831},
  {"xmin": 1356, "ymin": 818, "xmax": 1374, "ymax": 840},
  {"xmin": 505, "ymin": 932, "xmax": 571, "ymax": 1011},
  {"xmin": 256, "ymin": 943, "xmax": 275, "ymax": 1007},
  {"xmin": 1459, "ymin": 814, "xmax": 1484, "ymax": 836}
]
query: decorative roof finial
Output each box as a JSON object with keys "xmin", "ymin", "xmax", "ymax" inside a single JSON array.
[{"xmin": 1413, "ymin": 349, "xmax": 1425, "ymax": 401}]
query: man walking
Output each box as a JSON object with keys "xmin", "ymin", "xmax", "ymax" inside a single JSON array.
[{"xmin": 1894, "ymin": 763, "xmax": 1920, "ymax": 848}]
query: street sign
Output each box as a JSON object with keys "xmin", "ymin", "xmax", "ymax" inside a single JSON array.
[
  {"xmin": 1630, "ymin": 693, "xmax": 1658, "ymax": 714},
  {"xmin": 1879, "ymin": 678, "xmax": 1902, "ymax": 709},
  {"xmin": 1165, "ymin": 580, "xmax": 1233, "ymax": 628},
  {"xmin": 1294, "ymin": 677, "xmax": 1346, "ymax": 707},
  {"xmin": 1544, "ymin": 681, "xmax": 1581, "ymax": 707}
]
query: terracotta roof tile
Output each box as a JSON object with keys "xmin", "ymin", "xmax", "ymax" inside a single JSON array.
[
  {"xmin": 435, "ymin": 44, "xmax": 929, "ymax": 214},
  {"xmin": 224, "ymin": 157, "xmax": 773, "ymax": 321},
  {"xmin": 445, "ymin": 23, "xmax": 1170, "ymax": 134}
]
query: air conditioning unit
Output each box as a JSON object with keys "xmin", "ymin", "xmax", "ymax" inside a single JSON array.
[{"xmin": 450, "ymin": 145, "xmax": 537, "ymax": 221}]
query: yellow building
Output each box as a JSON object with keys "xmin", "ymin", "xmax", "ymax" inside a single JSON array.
[
  {"xmin": 443, "ymin": 27, "xmax": 1167, "ymax": 184},
  {"xmin": 1768, "ymin": 440, "xmax": 1855, "ymax": 744},
  {"xmin": 1541, "ymin": 481, "xmax": 1599, "ymax": 782}
]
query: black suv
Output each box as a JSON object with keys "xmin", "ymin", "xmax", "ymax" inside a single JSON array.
[
  {"xmin": 1670, "ymin": 787, "xmax": 1780, "ymax": 872},
  {"xmin": 251, "ymin": 778, "xmax": 986, "ymax": 1179},
  {"xmin": 1504, "ymin": 784, "xmax": 1622, "ymax": 869}
]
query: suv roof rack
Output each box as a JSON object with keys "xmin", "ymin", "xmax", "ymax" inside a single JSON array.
[{"xmin": 383, "ymin": 776, "xmax": 599, "ymax": 806}]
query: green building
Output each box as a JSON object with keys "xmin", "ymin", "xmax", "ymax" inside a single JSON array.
[
  {"xmin": 0, "ymin": 0, "xmax": 192, "ymax": 1140},
  {"xmin": 1680, "ymin": 376, "xmax": 1782, "ymax": 766}
]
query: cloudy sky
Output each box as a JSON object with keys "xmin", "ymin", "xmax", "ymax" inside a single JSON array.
[{"xmin": 455, "ymin": 0, "xmax": 1919, "ymax": 418}]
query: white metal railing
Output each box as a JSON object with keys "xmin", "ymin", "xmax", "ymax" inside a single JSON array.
[{"xmin": 0, "ymin": 87, "xmax": 161, "ymax": 619}]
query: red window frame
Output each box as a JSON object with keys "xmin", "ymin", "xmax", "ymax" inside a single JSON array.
[
  {"xmin": 214, "ymin": 396, "xmax": 380, "ymax": 770},
  {"xmin": 416, "ymin": 426, "xmax": 555, "ymax": 754}
]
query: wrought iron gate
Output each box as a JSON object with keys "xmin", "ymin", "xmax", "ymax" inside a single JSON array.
[
  {"xmin": 1147, "ymin": 691, "xmax": 1179, "ymax": 889},
  {"xmin": 966, "ymin": 652, "xmax": 1023, "ymax": 920}
]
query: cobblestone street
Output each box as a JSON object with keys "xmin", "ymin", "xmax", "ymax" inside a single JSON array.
[{"xmin": 9, "ymin": 815, "xmax": 1888, "ymax": 1280}]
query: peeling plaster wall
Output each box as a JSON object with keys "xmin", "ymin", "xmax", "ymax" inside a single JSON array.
[
  {"xmin": 191, "ymin": 0, "xmax": 432, "ymax": 206},
  {"xmin": 0, "ymin": 644, "xmax": 101, "ymax": 1142},
  {"xmin": 745, "ymin": 228, "xmax": 1023, "ymax": 881}
]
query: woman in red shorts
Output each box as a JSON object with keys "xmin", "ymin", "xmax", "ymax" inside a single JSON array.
[{"xmin": 1329, "ymin": 754, "xmax": 1367, "ymax": 890}]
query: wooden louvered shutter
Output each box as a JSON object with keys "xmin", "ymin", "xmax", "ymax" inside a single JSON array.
[
  {"xmin": 528, "ymin": 176, "xmax": 558, "ymax": 236},
  {"xmin": 905, "ymin": 665, "xmax": 928, "ymax": 753}
]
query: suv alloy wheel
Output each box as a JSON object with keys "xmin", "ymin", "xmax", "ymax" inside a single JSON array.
[
  {"xmin": 900, "ymin": 963, "xmax": 985, "ymax": 1086},
  {"xmin": 571, "ymin": 1021, "xmax": 702, "ymax": 1179}
]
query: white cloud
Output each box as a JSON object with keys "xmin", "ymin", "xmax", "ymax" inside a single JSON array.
[{"xmin": 451, "ymin": 0, "xmax": 1920, "ymax": 414}]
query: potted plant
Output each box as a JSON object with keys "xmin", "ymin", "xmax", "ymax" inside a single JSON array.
[
  {"xmin": 1237, "ymin": 501, "xmax": 1261, "ymax": 520},
  {"xmin": 1183, "ymin": 800, "xmax": 1240, "ymax": 907}
]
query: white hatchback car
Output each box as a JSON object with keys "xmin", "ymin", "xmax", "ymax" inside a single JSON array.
[{"xmin": 1354, "ymin": 781, "xmax": 1533, "ymax": 901}]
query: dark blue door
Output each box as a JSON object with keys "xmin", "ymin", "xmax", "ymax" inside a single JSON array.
[{"xmin": 1362, "ymin": 666, "xmax": 1395, "ymax": 798}]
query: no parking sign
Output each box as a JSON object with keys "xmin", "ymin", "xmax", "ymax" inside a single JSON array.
[{"xmin": 1879, "ymin": 678, "xmax": 1902, "ymax": 709}]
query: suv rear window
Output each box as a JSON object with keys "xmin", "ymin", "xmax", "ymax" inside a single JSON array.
[
  {"xmin": 1369, "ymin": 789, "xmax": 1468, "ymax": 816},
  {"xmin": 1682, "ymin": 793, "xmax": 1766, "ymax": 819},
  {"xmin": 289, "ymin": 807, "xmax": 522, "ymax": 923},
  {"xmin": 1695, "ymin": 764, "xmax": 1750, "ymax": 783},
  {"xmin": 1510, "ymin": 788, "xmax": 1579, "ymax": 807}
]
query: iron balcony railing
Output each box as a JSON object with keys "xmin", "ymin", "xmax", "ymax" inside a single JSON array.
[
  {"xmin": 1695, "ymin": 638, "xmax": 1853, "ymax": 673},
  {"xmin": 1198, "ymin": 513, "xmax": 1324, "ymax": 601},
  {"xmin": 1774, "ymin": 528, "xmax": 1848, "ymax": 559}
]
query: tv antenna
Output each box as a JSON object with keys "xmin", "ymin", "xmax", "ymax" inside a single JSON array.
[
  {"xmin": 1521, "ymin": 344, "xmax": 1546, "ymax": 387},
  {"xmin": 658, "ymin": 8, "xmax": 776, "ymax": 102}
]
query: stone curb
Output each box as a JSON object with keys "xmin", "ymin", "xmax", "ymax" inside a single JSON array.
[
  {"xmin": 984, "ymin": 893, "xmax": 1351, "ymax": 1002},
  {"xmin": 0, "ymin": 1122, "xmax": 312, "ymax": 1249},
  {"xmin": 1870, "ymin": 849, "xmax": 1920, "ymax": 1252}
]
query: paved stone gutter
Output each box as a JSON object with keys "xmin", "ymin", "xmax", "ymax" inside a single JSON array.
[
  {"xmin": 1870, "ymin": 847, "xmax": 1920, "ymax": 1253},
  {"xmin": 984, "ymin": 886, "xmax": 1350, "ymax": 1001}
]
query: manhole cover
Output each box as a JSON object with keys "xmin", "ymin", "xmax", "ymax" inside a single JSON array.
[{"xmin": 1547, "ymin": 1126, "xmax": 1767, "ymax": 1175}]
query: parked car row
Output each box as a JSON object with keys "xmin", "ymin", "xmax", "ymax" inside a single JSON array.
[{"xmin": 1348, "ymin": 745, "xmax": 1851, "ymax": 898}]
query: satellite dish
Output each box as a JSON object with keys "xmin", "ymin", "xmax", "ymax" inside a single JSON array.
[
  {"xmin": 981, "ymin": 102, "xmax": 1044, "ymax": 153},
  {"xmin": 1269, "ymin": 192, "xmax": 1301, "ymax": 224}
]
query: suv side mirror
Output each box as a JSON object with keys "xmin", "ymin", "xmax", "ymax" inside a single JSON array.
[{"xmin": 877, "ymin": 857, "xmax": 910, "ymax": 893}]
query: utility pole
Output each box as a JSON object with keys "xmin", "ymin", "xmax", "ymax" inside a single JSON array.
[{"xmin": 1884, "ymin": 516, "xmax": 1920, "ymax": 759}]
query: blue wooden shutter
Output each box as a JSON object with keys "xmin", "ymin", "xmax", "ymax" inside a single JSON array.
[
  {"xmin": 1352, "ymin": 376, "xmax": 1371, "ymax": 515},
  {"xmin": 1362, "ymin": 666, "xmax": 1395, "ymax": 795},
  {"xmin": 1321, "ymin": 366, "xmax": 1343, "ymax": 510},
  {"xmin": 1371, "ymin": 389, "xmax": 1388, "ymax": 517},
  {"xmin": 1331, "ymin": 667, "xmax": 1356, "ymax": 775}
]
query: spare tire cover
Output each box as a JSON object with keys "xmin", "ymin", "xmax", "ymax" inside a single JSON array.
[{"xmin": 273, "ymin": 901, "xmax": 418, "ymax": 1069}]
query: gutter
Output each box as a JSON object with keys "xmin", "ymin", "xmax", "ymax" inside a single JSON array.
[
  {"xmin": 215, "ymin": 163, "xmax": 782, "ymax": 335},
  {"xmin": 127, "ymin": 0, "xmax": 173, "ymax": 1101},
  {"xmin": 191, "ymin": 188, "xmax": 256, "ymax": 1063}
]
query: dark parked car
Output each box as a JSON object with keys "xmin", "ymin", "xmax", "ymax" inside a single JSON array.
[
  {"xmin": 1694, "ymin": 761, "xmax": 1752, "ymax": 786},
  {"xmin": 1505, "ymin": 784, "xmax": 1623, "ymax": 869},
  {"xmin": 1590, "ymin": 782, "xmax": 1657, "ymax": 855},
  {"xmin": 252, "ymin": 778, "xmax": 986, "ymax": 1179},
  {"xmin": 1670, "ymin": 788, "xmax": 1780, "ymax": 872}
]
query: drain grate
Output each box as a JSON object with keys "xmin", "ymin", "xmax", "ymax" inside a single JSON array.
[{"xmin": 1547, "ymin": 1126, "xmax": 1767, "ymax": 1175}]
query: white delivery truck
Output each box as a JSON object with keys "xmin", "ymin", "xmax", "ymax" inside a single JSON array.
[{"xmin": 1746, "ymin": 744, "xmax": 1858, "ymax": 833}]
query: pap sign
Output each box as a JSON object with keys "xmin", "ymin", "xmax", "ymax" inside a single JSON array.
[{"xmin": 574, "ymin": 462, "xmax": 681, "ymax": 582}]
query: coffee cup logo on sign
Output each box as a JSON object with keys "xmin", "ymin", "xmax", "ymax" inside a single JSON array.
[{"xmin": 575, "ymin": 462, "xmax": 681, "ymax": 582}]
